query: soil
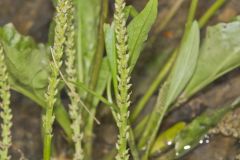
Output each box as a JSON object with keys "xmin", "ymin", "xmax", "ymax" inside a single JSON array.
[{"xmin": 0, "ymin": 0, "xmax": 240, "ymax": 160}]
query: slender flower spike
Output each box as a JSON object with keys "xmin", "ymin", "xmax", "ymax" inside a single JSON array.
[
  {"xmin": 0, "ymin": 43, "xmax": 12, "ymax": 160},
  {"xmin": 43, "ymin": 0, "xmax": 70, "ymax": 159},
  {"xmin": 65, "ymin": 1, "xmax": 84, "ymax": 160},
  {"xmin": 114, "ymin": 0, "xmax": 131, "ymax": 159}
]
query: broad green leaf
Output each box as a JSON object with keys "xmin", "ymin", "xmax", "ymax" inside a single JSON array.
[
  {"xmin": 174, "ymin": 97, "xmax": 240, "ymax": 158},
  {"xmin": 166, "ymin": 21, "xmax": 200, "ymax": 105},
  {"xmin": 127, "ymin": 0, "xmax": 158, "ymax": 71},
  {"xmin": 104, "ymin": 23, "xmax": 118, "ymax": 96},
  {"xmin": 0, "ymin": 24, "xmax": 50, "ymax": 100},
  {"xmin": 0, "ymin": 24, "xmax": 72, "ymax": 138},
  {"xmin": 182, "ymin": 19, "xmax": 240, "ymax": 100},
  {"xmin": 75, "ymin": 0, "xmax": 100, "ymax": 84}
]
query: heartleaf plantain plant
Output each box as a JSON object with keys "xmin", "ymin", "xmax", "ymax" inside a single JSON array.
[{"xmin": 1, "ymin": 0, "xmax": 240, "ymax": 159}]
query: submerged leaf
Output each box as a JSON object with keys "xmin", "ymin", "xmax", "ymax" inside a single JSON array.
[
  {"xmin": 182, "ymin": 19, "xmax": 240, "ymax": 100},
  {"xmin": 127, "ymin": 0, "xmax": 158, "ymax": 71},
  {"xmin": 174, "ymin": 97, "xmax": 240, "ymax": 158},
  {"xmin": 151, "ymin": 122, "xmax": 186, "ymax": 155}
]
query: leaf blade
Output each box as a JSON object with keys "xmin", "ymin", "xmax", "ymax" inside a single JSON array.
[
  {"xmin": 167, "ymin": 21, "xmax": 200, "ymax": 105},
  {"xmin": 182, "ymin": 19, "xmax": 240, "ymax": 100},
  {"xmin": 127, "ymin": 0, "xmax": 158, "ymax": 70}
]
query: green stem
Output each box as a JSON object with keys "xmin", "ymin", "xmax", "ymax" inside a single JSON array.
[
  {"xmin": 83, "ymin": 1, "xmax": 109, "ymax": 159},
  {"xmin": 114, "ymin": 0, "xmax": 132, "ymax": 159},
  {"xmin": 185, "ymin": 0, "xmax": 199, "ymax": 37},
  {"xmin": 147, "ymin": 0, "xmax": 185, "ymax": 48},
  {"xmin": 0, "ymin": 43, "xmax": 12, "ymax": 160},
  {"xmin": 43, "ymin": 0, "xmax": 70, "ymax": 159},
  {"xmin": 199, "ymin": 0, "xmax": 226, "ymax": 28}
]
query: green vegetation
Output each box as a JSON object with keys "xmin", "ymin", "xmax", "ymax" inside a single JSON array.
[{"xmin": 0, "ymin": 0, "xmax": 240, "ymax": 159}]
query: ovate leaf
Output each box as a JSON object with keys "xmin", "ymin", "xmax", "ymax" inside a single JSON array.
[
  {"xmin": 182, "ymin": 19, "xmax": 240, "ymax": 100},
  {"xmin": 127, "ymin": 0, "xmax": 158, "ymax": 71},
  {"xmin": 0, "ymin": 24, "xmax": 72, "ymax": 138},
  {"xmin": 0, "ymin": 24, "xmax": 50, "ymax": 101},
  {"xmin": 166, "ymin": 21, "xmax": 200, "ymax": 105}
]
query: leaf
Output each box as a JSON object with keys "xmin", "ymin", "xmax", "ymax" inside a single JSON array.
[
  {"xmin": 70, "ymin": 59, "xmax": 113, "ymax": 106},
  {"xmin": 150, "ymin": 122, "xmax": 186, "ymax": 155},
  {"xmin": 182, "ymin": 19, "xmax": 240, "ymax": 100},
  {"xmin": 166, "ymin": 21, "xmax": 200, "ymax": 105},
  {"xmin": 92, "ymin": 58, "xmax": 111, "ymax": 107},
  {"xmin": 104, "ymin": 23, "xmax": 118, "ymax": 96},
  {"xmin": 75, "ymin": 0, "xmax": 101, "ymax": 84},
  {"xmin": 0, "ymin": 24, "xmax": 50, "ymax": 99},
  {"xmin": 127, "ymin": 0, "xmax": 158, "ymax": 71},
  {"xmin": 174, "ymin": 97, "xmax": 240, "ymax": 158},
  {"xmin": 0, "ymin": 24, "xmax": 72, "ymax": 138},
  {"xmin": 124, "ymin": 5, "xmax": 139, "ymax": 19},
  {"xmin": 68, "ymin": 79, "xmax": 112, "ymax": 107}
]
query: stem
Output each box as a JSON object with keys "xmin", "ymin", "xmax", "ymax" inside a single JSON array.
[
  {"xmin": 43, "ymin": 0, "xmax": 70, "ymax": 159},
  {"xmin": 147, "ymin": 0, "xmax": 185, "ymax": 48},
  {"xmin": 0, "ymin": 43, "xmax": 12, "ymax": 160},
  {"xmin": 114, "ymin": 0, "xmax": 131, "ymax": 159},
  {"xmin": 185, "ymin": 0, "xmax": 199, "ymax": 37},
  {"xmin": 199, "ymin": 0, "xmax": 226, "ymax": 28},
  {"xmin": 65, "ymin": 0, "xmax": 84, "ymax": 159}
]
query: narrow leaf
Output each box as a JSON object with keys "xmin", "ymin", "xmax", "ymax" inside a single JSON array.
[
  {"xmin": 127, "ymin": 0, "xmax": 158, "ymax": 70},
  {"xmin": 75, "ymin": 0, "xmax": 101, "ymax": 83},
  {"xmin": 124, "ymin": 5, "xmax": 139, "ymax": 19},
  {"xmin": 166, "ymin": 21, "xmax": 200, "ymax": 105},
  {"xmin": 104, "ymin": 23, "xmax": 118, "ymax": 96}
]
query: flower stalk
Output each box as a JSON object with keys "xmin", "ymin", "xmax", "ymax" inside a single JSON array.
[
  {"xmin": 0, "ymin": 43, "xmax": 12, "ymax": 160},
  {"xmin": 65, "ymin": 1, "xmax": 84, "ymax": 159},
  {"xmin": 114, "ymin": 0, "xmax": 131, "ymax": 159},
  {"xmin": 43, "ymin": 0, "xmax": 70, "ymax": 159}
]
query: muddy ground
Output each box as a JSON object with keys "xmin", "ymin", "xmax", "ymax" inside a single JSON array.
[{"xmin": 0, "ymin": 0, "xmax": 240, "ymax": 159}]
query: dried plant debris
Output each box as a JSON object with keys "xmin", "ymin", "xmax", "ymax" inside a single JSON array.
[{"xmin": 209, "ymin": 108, "xmax": 240, "ymax": 159}]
